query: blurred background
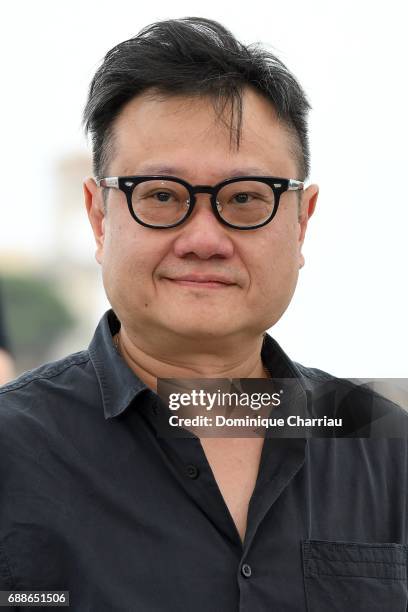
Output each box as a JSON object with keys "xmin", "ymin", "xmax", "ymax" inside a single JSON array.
[{"xmin": 0, "ymin": 0, "xmax": 407, "ymax": 381}]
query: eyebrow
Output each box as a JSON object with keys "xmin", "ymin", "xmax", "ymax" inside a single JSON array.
[{"xmin": 122, "ymin": 164, "xmax": 275, "ymax": 178}]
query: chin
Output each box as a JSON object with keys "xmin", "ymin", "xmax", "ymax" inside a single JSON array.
[{"xmin": 164, "ymin": 315, "xmax": 236, "ymax": 340}]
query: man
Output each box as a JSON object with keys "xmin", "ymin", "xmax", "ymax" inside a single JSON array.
[{"xmin": 1, "ymin": 17, "xmax": 407, "ymax": 612}]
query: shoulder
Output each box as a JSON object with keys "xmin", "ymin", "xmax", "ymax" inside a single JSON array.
[
  {"xmin": 293, "ymin": 361, "xmax": 337, "ymax": 383},
  {"xmin": 0, "ymin": 349, "xmax": 90, "ymax": 394},
  {"xmin": 0, "ymin": 350, "xmax": 95, "ymax": 423},
  {"xmin": 0, "ymin": 350, "xmax": 102, "ymax": 476},
  {"xmin": 293, "ymin": 361, "xmax": 408, "ymax": 438}
]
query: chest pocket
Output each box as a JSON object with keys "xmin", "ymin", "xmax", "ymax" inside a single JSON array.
[{"xmin": 302, "ymin": 540, "xmax": 408, "ymax": 612}]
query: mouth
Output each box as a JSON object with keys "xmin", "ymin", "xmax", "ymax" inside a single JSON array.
[{"xmin": 164, "ymin": 275, "xmax": 236, "ymax": 289}]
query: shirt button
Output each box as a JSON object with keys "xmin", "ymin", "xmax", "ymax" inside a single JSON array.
[
  {"xmin": 241, "ymin": 563, "xmax": 252, "ymax": 578},
  {"xmin": 186, "ymin": 464, "xmax": 199, "ymax": 479}
]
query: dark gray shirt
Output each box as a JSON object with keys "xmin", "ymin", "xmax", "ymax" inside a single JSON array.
[{"xmin": 0, "ymin": 310, "xmax": 407, "ymax": 611}]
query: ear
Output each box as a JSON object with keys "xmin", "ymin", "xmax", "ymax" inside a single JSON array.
[
  {"xmin": 83, "ymin": 177, "xmax": 105, "ymax": 265},
  {"xmin": 298, "ymin": 183, "xmax": 319, "ymax": 269}
]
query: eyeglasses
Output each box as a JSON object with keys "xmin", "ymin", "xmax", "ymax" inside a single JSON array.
[{"xmin": 96, "ymin": 175, "xmax": 304, "ymax": 230}]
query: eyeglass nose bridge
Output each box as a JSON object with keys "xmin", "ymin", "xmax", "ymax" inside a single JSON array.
[
  {"xmin": 186, "ymin": 184, "xmax": 220, "ymax": 213},
  {"xmin": 189, "ymin": 185, "xmax": 216, "ymax": 200},
  {"xmin": 191, "ymin": 185, "xmax": 214, "ymax": 194}
]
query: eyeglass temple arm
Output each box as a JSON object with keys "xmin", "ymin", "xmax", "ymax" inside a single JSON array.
[
  {"xmin": 288, "ymin": 179, "xmax": 304, "ymax": 191},
  {"xmin": 96, "ymin": 177, "xmax": 119, "ymax": 188}
]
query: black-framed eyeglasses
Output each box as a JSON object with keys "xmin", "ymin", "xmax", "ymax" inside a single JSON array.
[{"xmin": 96, "ymin": 175, "xmax": 304, "ymax": 230}]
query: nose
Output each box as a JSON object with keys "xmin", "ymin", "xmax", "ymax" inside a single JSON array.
[{"xmin": 173, "ymin": 193, "xmax": 235, "ymax": 260}]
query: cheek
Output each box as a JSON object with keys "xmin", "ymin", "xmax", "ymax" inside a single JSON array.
[
  {"xmin": 101, "ymin": 223, "xmax": 146, "ymax": 299},
  {"xmin": 101, "ymin": 221, "xmax": 170, "ymax": 302},
  {"xmin": 248, "ymin": 222, "xmax": 300, "ymax": 304}
]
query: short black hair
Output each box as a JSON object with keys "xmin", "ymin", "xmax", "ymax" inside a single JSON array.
[{"xmin": 83, "ymin": 17, "xmax": 311, "ymax": 181}]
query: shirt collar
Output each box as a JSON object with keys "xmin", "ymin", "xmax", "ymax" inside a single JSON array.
[
  {"xmin": 88, "ymin": 310, "xmax": 149, "ymax": 420},
  {"xmin": 89, "ymin": 309, "xmax": 306, "ymax": 420}
]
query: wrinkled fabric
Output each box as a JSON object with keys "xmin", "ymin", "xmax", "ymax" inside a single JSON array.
[{"xmin": 0, "ymin": 310, "xmax": 407, "ymax": 611}]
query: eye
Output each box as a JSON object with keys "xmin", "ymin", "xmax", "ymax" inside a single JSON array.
[
  {"xmin": 232, "ymin": 192, "xmax": 251, "ymax": 204},
  {"xmin": 142, "ymin": 190, "xmax": 177, "ymax": 203},
  {"xmin": 154, "ymin": 191, "xmax": 172, "ymax": 202}
]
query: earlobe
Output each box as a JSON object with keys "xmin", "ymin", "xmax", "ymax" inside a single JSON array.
[{"xmin": 83, "ymin": 177, "xmax": 106, "ymax": 264}]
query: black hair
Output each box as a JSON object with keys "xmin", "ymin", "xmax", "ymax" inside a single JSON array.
[{"xmin": 83, "ymin": 17, "xmax": 311, "ymax": 181}]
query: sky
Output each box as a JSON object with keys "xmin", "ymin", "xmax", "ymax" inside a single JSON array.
[{"xmin": 0, "ymin": 0, "xmax": 407, "ymax": 376}]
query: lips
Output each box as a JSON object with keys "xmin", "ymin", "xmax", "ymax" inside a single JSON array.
[
  {"xmin": 164, "ymin": 274, "xmax": 236, "ymax": 288},
  {"xmin": 170, "ymin": 274, "xmax": 235, "ymax": 285}
]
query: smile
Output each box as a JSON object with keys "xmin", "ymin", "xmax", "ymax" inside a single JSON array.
[
  {"xmin": 165, "ymin": 278, "xmax": 235, "ymax": 289},
  {"xmin": 164, "ymin": 274, "xmax": 236, "ymax": 289}
]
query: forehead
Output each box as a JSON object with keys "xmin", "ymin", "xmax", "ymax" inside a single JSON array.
[{"xmin": 108, "ymin": 88, "xmax": 298, "ymax": 179}]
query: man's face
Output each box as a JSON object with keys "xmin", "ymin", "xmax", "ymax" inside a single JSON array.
[{"xmin": 85, "ymin": 88, "xmax": 318, "ymax": 347}]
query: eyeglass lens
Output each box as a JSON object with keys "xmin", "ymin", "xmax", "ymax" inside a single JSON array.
[{"xmin": 130, "ymin": 179, "xmax": 276, "ymax": 227}]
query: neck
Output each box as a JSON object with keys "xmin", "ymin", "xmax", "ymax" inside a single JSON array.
[{"xmin": 114, "ymin": 328, "xmax": 268, "ymax": 392}]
